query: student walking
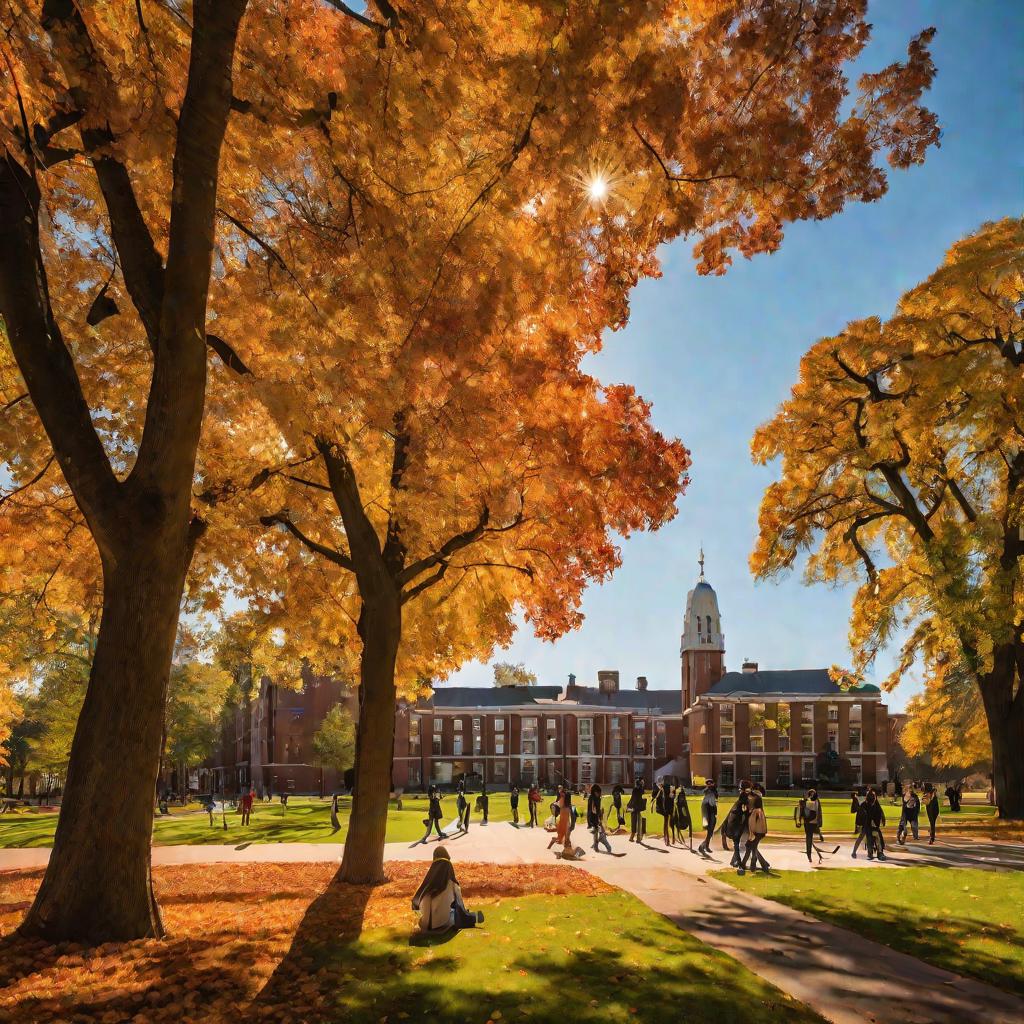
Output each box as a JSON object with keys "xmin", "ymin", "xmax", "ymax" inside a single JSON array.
[
  {"xmin": 739, "ymin": 793, "xmax": 770, "ymax": 874},
  {"xmin": 510, "ymin": 785, "xmax": 520, "ymax": 826},
  {"xmin": 457, "ymin": 785, "xmax": 470, "ymax": 832},
  {"xmin": 672, "ymin": 786, "xmax": 693, "ymax": 849},
  {"xmin": 797, "ymin": 788, "xmax": 839, "ymax": 863},
  {"xmin": 586, "ymin": 785, "xmax": 602, "ymax": 832},
  {"xmin": 547, "ymin": 787, "xmax": 572, "ymax": 850},
  {"xmin": 479, "ymin": 784, "xmax": 489, "ymax": 825},
  {"xmin": 723, "ymin": 786, "xmax": 751, "ymax": 868},
  {"xmin": 527, "ymin": 784, "xmax": 540, "ymax": 827},
  {"xmin": 654, "ymin": 780, "xmax": 672, "ymax": 845},
  {"xmin": 924, "ymin": 784, "xmax": 940, "ymax": 844},
  {"xmin": 591, "ymin": 804, "xmax": 613, "ymax": 854},
  {"xmin": 697, "ymin": 781, "xmax": 718, "ymax": 855},
  {"xmin": 419, "ymin": 785, "xmax": 446, "ymax": 842},
  {"xmin": 852, "ymin": 789, "xmax": 886, "ymax": 860},
  {"xmin": 898, "ymin": 785, "xmax": 920, "ymax": 843},
  {"xmin": 627, "ymin": 779, "xmax": 646, "ymax": 842},
  {"xmin": 611, "ymin": 783, "xmax": 625, "ymax": 828}
]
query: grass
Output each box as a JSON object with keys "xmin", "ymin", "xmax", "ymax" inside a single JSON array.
[
  {"xmin": 0, "ymin": 861, "xmax": 824, "ymax": 1024},
  {"xmin": 0, "ymin": 791, "xmax": 1000, "ymax": 848},
  {"xmin": 717, "ymin": 866, "xmax": 1024, "ymax": 996}
]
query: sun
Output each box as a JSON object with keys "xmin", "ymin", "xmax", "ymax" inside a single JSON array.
[
  {"xmin": 572, "ymin": 157, "xmax": 626, "ymax": 211},
  {"xmin": 587, "ymin": 174, "xmax": 609, "ymax": 202}
]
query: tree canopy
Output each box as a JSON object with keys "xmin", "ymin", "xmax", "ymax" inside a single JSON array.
[
  {"xmin": 493, "ymin": 662, "xmax": 538, "ymax": 688},
  {"xmin": 752, "ymin": 218, "xmax": 1024, "ymax": 817}
]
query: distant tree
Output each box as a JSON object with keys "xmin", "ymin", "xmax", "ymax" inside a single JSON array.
[
  {"xmin": 165, "ymin": 663, "xmax": 234, "ymax": 774},
  {"xmin": 493, "ymin": 662, "xmax": 538, "ymax": 688},
  {"xmin": 752, "ymin": 219, "xmax": 1024, "ymax": 818},
  {"xmin": 312, "ymin": 705, "xmax": 357, "ymax": 775},
  {"xmin": 901, "ymin": 664, "xmax": 991, "ymax": 774}
]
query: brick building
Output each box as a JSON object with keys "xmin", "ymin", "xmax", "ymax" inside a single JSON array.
[{"xmin": 209, "ymin": 555, "xmax": 891, "ymax": 793}]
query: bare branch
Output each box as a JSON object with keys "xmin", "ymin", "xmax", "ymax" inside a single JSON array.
[{"xmin": 260, "ymin": 510, "xmax": 355, "ymax": 572}]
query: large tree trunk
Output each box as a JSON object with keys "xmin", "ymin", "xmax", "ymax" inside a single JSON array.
[
  {"xmin": 18, "ymin": 541, "xmax": 189, "ymax": 941},
  {"xmin": 338, "ymin": 596, "xmax": 401, "ymax": 884},
  {"xmin": 979, "ymin": 654, "xmax": 1024, "ymax": 820}
]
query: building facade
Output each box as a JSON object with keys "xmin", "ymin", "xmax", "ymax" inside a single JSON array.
[{"xmin": 208, "ymin": 557, "xmax": 891, "ymax": 793}]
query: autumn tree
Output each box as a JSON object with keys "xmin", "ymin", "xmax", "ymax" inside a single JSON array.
[
  {"xmin": 190, "ymin": 0, "xmax": 938, "ymax": 884},
  {"xmin": 313, "ymin": 705, "xmax": 357, "ymax": 776},
  {"xmin": 752, "ymin": 218, "xmax": 1024, "ymax": 817},
  {"xmin": 1, "ymin": 0, "xmax": 941, "ymax": 922},
  {"xmin": 493, "ymin": 662, "xmax": 538, "ymax": 688},
  {"xmin": 164, "ymin": 662, "xmax": 234, "ymax": 787},
  {"xmin": 901, "ymin": 665, "xmax": 991, "ymax": 774}
]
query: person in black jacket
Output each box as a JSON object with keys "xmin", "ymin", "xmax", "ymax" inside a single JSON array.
[
  {"xmin": 672, "ymin": 785, "xmax": 693, "ymax": 849},
  {"xmin": 852, "ymin": 789, "xmax": 886, "ymax": 860},
  {"xmin": 924, "ymin": 783, "xmax": 940, "ymax": 844},
  {"xmin": 697, "ymin": 781, "xmax": 717, "ymax": 855},
  {"xmin": 723, "ymin": 787, "xmax": 751, "ymax": 867},
  {"xmin": 456, "ymin": 784, "xmax": 470, "ymax": 832},
  {"xmin": 510, "ymin": 785, "xmax": 520, "ymax": 826},
  {"xmin": 627, "ymin": 779, "xmax": 646, "ymax": 842},
  {"xmin": 898, "ymin": 785, "xmax": 920, "ymax": 843},
  {"xmin": 417, "ymin": 786, "xmax": 446, "ymax": 843},
  {"xmin": 611, "ymin": 783, "xmax": 625, "ymax": 829},
  {"xmin": 479, "ymin": 783, "xmax": 489, "ymax": 825},
  {"xmin": 797, "ymin": 788, "xmax": 839, "ymax": 863},
  {"xmin": 654, "ymin": 779, "xmax": 672, "ymax": 845}
]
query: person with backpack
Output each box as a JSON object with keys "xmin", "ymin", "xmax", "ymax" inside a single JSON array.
[
  {"xmin": 672, "ymin": 785, "xmax": 693, "ymax": 849},
  {"xmin": 739, "ymin": 793, "xmax": 770, "ymax": 874},
  {"xmin": 797, "ymin": 787, "xmax": 839, "ymax": 863},
  {"xmin": 852, "ymin": 788, "xmax": 886, "ymax": 860},
  {"xmin": 924, "ymin": 783, "xmax": 940, "ymax": 844},
  {"xmin": 510, "ymin": 784, "xmax": 520, "ymax": 826},
  {"xmin": 627, "ymin": 778, "xmax": 646, "ymax": 842},
  {"xmin": 722, "ymin": 784, "xmax": 751, "ymax": 868}
]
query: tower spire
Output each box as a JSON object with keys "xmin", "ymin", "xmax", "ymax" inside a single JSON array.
[{"xmin": 698, "ymin": 545, "xmax": 705, "ymax": 581}]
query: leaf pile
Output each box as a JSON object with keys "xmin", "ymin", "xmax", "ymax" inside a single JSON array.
[{"xmin": 0, "ymin": 861, "xmax": 610, "ymax": 1023}]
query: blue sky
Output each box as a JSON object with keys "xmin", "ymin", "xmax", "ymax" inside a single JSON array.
[{"xmin": 445, "ymin": 1, "xmax": 1024, "ymax": 710}]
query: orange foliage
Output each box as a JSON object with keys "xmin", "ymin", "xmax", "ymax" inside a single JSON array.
[{"xmin": 0, "ymin": 861, "xmax": 610, "ymax": 1023}]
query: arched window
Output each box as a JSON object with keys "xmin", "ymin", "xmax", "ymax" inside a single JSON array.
[
  {"xmin": 696, "ymin": 615, "xmax": 701, "ymax": 634},
  {"xmin": 706, "ymin": 614, "xmax": 712, "ymax": 636}
]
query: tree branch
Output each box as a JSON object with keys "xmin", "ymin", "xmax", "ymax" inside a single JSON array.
[
  {"xmin": 259, "ymin": 511, "xmax": 355, "ymax": 571},
  {"xmin": 631, "ymin": 125, "xmax": 740, "ymax": 185}
]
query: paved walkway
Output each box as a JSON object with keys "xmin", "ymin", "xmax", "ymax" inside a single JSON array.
[{"xmin": 3, "ymin": 827, "xmax": 1022, "ymax": 1024}]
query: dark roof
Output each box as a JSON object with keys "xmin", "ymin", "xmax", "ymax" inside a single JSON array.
[
  {"xmin": 426, "ymin": 686, "xmax": 563, "ymax": 708},
  {"xmin": 707, "ymin": 669, "xmax": 880, "ymax": 697},
  {"xmin": 421, "ymin": 685, "xmax": 682, "ymax": 713},
  {"xmin": 564, "ymin": 686, "xmax": 683, "ymax": 714}
]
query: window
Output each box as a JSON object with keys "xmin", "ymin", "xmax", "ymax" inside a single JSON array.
[
  {"xmin": 473, "ymin": 717, "xmax": 482, "ymax": 755},
  {"xmin": 633, "ymin": 761, "xmax": 646, "ymax": 781},
  {"xmin": 696, "ymin": 615, "xmax": 702, "ymax": 634},
  {"xmin": 580, "ymin": 759, "xmax": 593, "ymax": 784},
  {"xmin": 408, "ymin": 763, "xmax": 421, "ymax": 787},
  {"xmin": 408, "ymin": 717, "xmax": 421, "ymax": 755},
  {"xmin": 579, "ymin": 719, "xmax": 593, "ymax": 755},
  {"xmin": 495, "ymin": 735, "xmax": 505, "ymax": 755},
  {"xmin": 720, "ymin": 735, "xmax": 734, "ymax": 753},
  {"xmin": 720, "ymin": 761, "xmax": 735, "ymax": 788},
  {"xmin": 750, "ymin": 758, "xmax": 764, "ymax": 786},
  {"xmin": 654, "ymin": 721, "xmax": 667, "ymax": 758},
  {"xmin": 493, "ymin": 760, "xmax": 508, "ymax": 783},
  {"xmin": 521, "ymin": 718, "xmax": 538, "ymax": 755},
  {"xmin": 545, "ymin": 719, "xmax": 558, "ymax": 755},
  {"xmin": 827, "ymin": 723, "xmax": 838, "ymax": 753},
  {"xmin": 521, "ymin": 759, "xmax": 536, "ymax": 784},
  {"xmin": 546, "ymin": 719, "xmax": 556, "ymax": 730},
  {"xmin": 749, "ymin": 702, "xmax": 765, "ymax": 754},
  {"xmin": 849, "ymin": 757, "xmax": 862, "ymax": 785},
  {"xmin": 608, "ymin": 759, "xmax": 623, "ymax": 784},
  {"xmin": 801, "ymin": 706, "xmax": 814, "ymax": 753},
  {"xmin": 776, "ymin": 759, "xmax": 791, "ymax": 786},
  {"xmin": 720, "ymin": 703, "xmax": 734, "ymax": 723},
  {"xmin": 432, "ymin": 718, "xmax": 442, "ymax": 756},
  {"xmin": 472, "ymin": 761, "xmax": 484, "ymax": 779},
  {"xmin": 633, "ymin": 721, "xmax": 646, "ymax": 754},
  {"xmin": 610, "ymin": 717, "xmax": 623, "ymax": 755},
  {"xmin": 453, "ymin": 733, "xmax": 464, "ymax": 756},
  {"xmin": 547, "ymin": 760, "xmax": 559, "ymax": 783},
  {"xmin": 848, "ymin": 725, "xmax": 862, "ymax": 753},
  {"xmin": 801, "ymin": 757, "xmax": 815, "ymax": 781},
  {"xmin": 828, "ymin": 704, "xmax": 839, "ymax": 722},
  {"xmin": 706, "ymin": 614, "xmax": 712, "ymax": 636},
  {"xmin": 494, "ymin": 718, "xmax": 505, "ymax": 732},
  {"xmin": 776, "ymin": 703, "xmax": 791, "ymax": 751},
  {"xmin": 431, "ymin": 760, "xmax": 452, "ymax": 784},
  {"xmin": 750, "ymin": 735, "xmax": 764, "ymax": 753},
  {"xmin": 454, "ymin": 719, "xmax": 463, "ymax": 731}
]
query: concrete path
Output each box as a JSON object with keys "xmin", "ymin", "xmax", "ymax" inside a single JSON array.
[
  {"xmin": 3, "ymin": 827, "xmax": 1022, "ymax": 1024},
  {"xmin": 581, "ymin": 861, "xmax": 1024, "ymax": 1024}
]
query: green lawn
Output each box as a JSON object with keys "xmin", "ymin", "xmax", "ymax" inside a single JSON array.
[
  {"xmin": 718, "ymin": 867, "xmax": 1024, "ymax": 996},
  {"xmin": 283, "ymin": 889, "xmax": 825, "ymax": 1024},
  {"xmin": 0, "ymin": 791, "xmax": 996, "ymax": 848}
]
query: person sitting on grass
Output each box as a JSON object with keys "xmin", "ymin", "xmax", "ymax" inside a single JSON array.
[{"xmin": 412, "ymin": 847, "xmax": 484, "ymax": 933}]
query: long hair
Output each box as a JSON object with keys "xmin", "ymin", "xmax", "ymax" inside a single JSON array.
[{"xmin": 414, "ymin": 847, "xmax": 457, "ymax": 903}]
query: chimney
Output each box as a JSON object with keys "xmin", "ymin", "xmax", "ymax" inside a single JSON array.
[
  {"xmin": 636, "ymin": 675, "xmax": 648, "ymax": 691},
  {"xmin": 742, "ymin": 660, "xmax": 759, "ymax": 674},
  {"xmin": 568, "ymin": 672, "xmax": 576, "ymax": 687},
  {"xmin": 598, "ymin": 670, "xmax": 619, "ymax": 694}
]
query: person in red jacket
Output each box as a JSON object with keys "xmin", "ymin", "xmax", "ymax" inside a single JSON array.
[{"xmin": 239, "ymin": 787, "xmax": 255, "ymax": 826}]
